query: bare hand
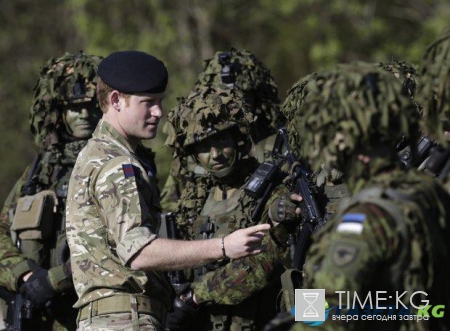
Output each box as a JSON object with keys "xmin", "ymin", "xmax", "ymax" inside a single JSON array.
[{"xmin": 223, "ymin": 223, "xmax": 270, "ymax": 259}]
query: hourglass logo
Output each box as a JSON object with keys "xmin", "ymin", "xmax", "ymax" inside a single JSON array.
[{"xmin": 295, "ymin": 289, "xmax": 325, "ymax": 322}]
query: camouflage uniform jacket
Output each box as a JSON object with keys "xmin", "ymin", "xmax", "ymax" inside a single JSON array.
[
  {"xmin": 66, "ymin": 119, "xmax": 171, "ymax": 309},
  {"xmin": 0, "ymin": 140, "xmax": 85, "ymax": 291},
  {"xmin": 294, "ymin": 168, "xmax": 450, "ymax": 331},
  {"xmin": 191, "ymin": 184, "xmax": 292, "ymax": 306}
]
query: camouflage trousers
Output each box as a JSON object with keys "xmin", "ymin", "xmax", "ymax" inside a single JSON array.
[{"xmin": 77, "ymin": 313, "xmax": 164, "ymax": 331}]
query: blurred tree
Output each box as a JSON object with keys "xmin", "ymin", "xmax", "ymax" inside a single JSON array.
[
  {"xmin": 0, "ymin": 0, "xmax": 84, "ymax": 205},
  {"xmin": 1, "ymin": 0, "xmax": 449, "ymax": 206}
]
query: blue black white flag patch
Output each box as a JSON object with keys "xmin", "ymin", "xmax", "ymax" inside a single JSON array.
[
  {"xmin": 122, "ymin": 164, "xmax": 135, "ymax": 178},
  {"xmin": 336, "ymin": 213, "xmax": 366, "ymax": 234}
]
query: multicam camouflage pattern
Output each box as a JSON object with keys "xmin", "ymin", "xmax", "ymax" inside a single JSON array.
[
  {"xmin": 66, "ymin": 120, "xmax": 172, "ymax": 309},
  {"xmin": 417, "ymin": 27, "xmax": 450, "ymax": 145},
  {"xmin": 30, "ymin": 51, "xmax": 102, "ymax": 149},
  {"xmin": 78, "ymin": 312, "xmax": 163, "ymax": 331},
  {"xmin": 66, "ymin": 121, "xmax": 170, "ymax": 307}
]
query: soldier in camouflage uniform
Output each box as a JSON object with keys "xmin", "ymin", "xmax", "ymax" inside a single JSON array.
[
  {"xmin": 267, "ymin": 63, "xmax": 450, "ymax": 331},
  {"xmin": 165, "ymin": 85, "xmax": 301, "ymax": 331},
  {"xmin": 65, "ymin": 51, "xmax": 270, "ymax": 331},
  {"xmin": 0, "ymin": 52, "xmax": 102, "ymax": 331},
  {"xmin": 414, "ymin": 28, "xmax": 450, "ymax": 183},
  {"xmin": 160, "ymin": 47, "xmax": 284, "ymax": 211},
  {"xmin": 280, "ymin": 59, "xmax": 420, "ymax": 223},
  {"xmin": 417, "ymin": 27, "xmax": 450, "ymax": 145}
]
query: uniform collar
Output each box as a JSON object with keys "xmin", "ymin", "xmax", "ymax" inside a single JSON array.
[{"xmin": 93, "ymin": 119, "xmax": 136, "ymax": 152}]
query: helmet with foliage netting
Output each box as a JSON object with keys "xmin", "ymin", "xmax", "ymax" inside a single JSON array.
[
  {"xmin": 167, "ymin": 85, "xmax": 254, "ymax": 158},
  {"xmin": 416, "ymin": 27, "xmax": 450, "ymax": 145},
  {"xmin": 286, "ymin": 63, "xmax": 421, "ymax": 173},
  {"xmin": 30, "ymin": 51, "xmax": 102, "ymax": 148},
  {"xmin": 195, "ymin": 47, "xmax": 283, "ymax": 142},
  {"xmin": 282, "ymin": 61, "xmax": 421, "ymax": 160},
  {"xmin": 377, "ymin": 59, "xmax": 419, "ymax": 99}
]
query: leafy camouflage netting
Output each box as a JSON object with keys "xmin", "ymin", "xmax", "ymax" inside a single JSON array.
[
  {"xmin": 282, "ymin": 61, "xmax": 421, "ymax": 161},
  {"xmin": 377, "ymin": 59, "xmax": 419, "ymax": 99},
  {"xmin": 285, "ymin": 63, "xmax": 421, "ymax": 172},
  {"xmin": 196, "ymin": 48, "xmax": 283, "ymax": 141},
  {"xmin": 167, "ymin": 86, "xmax": 253, "ymax": 157},
  {"xmin": 417, "ymin": 27, "xmax": 450, "ymax": 145},
  {"xmin": 30, "ymin": 51, "xmax": 102, "ymax": 148}
]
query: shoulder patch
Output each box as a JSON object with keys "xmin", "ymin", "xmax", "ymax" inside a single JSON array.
[
  {"xmin": 332, "ymin": 242, "xmax": 359, "ymax": 267},
  {"xmin": 336, "ymin": 213, "xmax": 366, "ymax": 234},
  {"xmin": 122, "ymin": 164, "xmax": 135, "ymax": 178}
]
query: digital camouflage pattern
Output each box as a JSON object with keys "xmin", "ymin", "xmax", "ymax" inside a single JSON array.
[
  {"xmin": 417, "ymin": 27, "xmax": 450, "ymax": 145},
  {"xmin": 166, "ymin": 87, "xmax": 293, "ymax": 330},
  {"xmin": 290, "ymin": 63, "xmax": 420, "ymax": 179},
  {"xmin": 0, "ymin": 52, "xmax": 102, "ymax": 331},
  {"xmin": 167, "ymin": 86, "xmax": 254, "ymax": 155},
  {"xmin": 66, "ymin": 120, "xmax": 172, "ymax": 310},
  {"xmin": 166, "ymin": 86, "xmax": 259, "ymax": 232},
  {"xmin": 274, "ymin": 64, "xmax": 450, "ymax": 331},
  {"xmin": 160, "ymin": 48, "xmax": 284, "ymax": 211},
  {"xmin": 195, "ymin": 47, "xmax": 283, "ymax": 143}
]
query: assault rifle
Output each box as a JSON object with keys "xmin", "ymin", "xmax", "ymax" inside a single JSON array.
[
  {"xmin": 163, "ymin": 213, "xmax": 186, "ymax": 292},
  {"xmin": 244, "ymin": 127, "xmax": 326, "ymax": 270},
  {"xmin": 0, "ymin": 286, "xmax": 32, "ymax": 331},
  {"xmin": 397, "ymin": 135, "xmax": 450, "ymax": 178},
  {"xmin": 397, "ymin": 135, "xmax": 436, "ymax": 169}
]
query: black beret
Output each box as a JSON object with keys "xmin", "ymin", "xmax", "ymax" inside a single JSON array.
[{"xmin": 98, "ymin": 51, "xmax": 168, "ymax": 94}]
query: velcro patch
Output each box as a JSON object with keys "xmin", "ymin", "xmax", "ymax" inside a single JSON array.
[
  {"xmin": 122, "ymin": 164, "xmax": 135, "ymax": 178},
  {"xmin": 336, "ymin": 213, "xmax": 366, "ymax": 234}
]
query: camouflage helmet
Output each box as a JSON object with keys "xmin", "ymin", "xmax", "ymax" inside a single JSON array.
[
  {"xmin": 167, "ymin": 85, "xmax": 254, "ymax": 157},
  {"xmin": 416, "ymin": 27, "xmax": 450, "ymax": 145},
  {"xmin": 287, "ymin": 63, "xmax": 421, "ymax": 173},
  {"xmin": 30, "ymin": 51, "xmax": 102, "ymax": 148},
  {"xmin": 281, "ymin": 72, "xmax": 318, "ymax": 157},
  {"xmin": 282, "ymin": 61, "xmax": 421, "ymax": 160},
  {"xmin": 195, "ymin": 47, "xmax": 284, "ymax": 142},
  {"xmin": 377, "ymin": 59, "xmax": 420, "ymax": 99}
]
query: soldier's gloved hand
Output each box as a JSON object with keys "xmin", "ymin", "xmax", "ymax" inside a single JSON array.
[
  {"xmin": 19, "ymin": 260, "xmax": 58, "ymax": 308},
  {"xmin": 269, "ymin": 193, "xmax": 303, "ymax": 224},
  {"xmin": 165, "ymin": 287, "xmax": 199, "ymax": 331}
]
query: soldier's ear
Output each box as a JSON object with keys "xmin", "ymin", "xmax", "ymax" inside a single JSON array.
[{"xmin": 110, "ymin": 91, "xmax": 121, "ymax": 111}]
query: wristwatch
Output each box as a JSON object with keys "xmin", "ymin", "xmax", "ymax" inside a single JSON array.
[{"xmin": 180, "ymin": 289, "xmax": 198, "ymax": 309}]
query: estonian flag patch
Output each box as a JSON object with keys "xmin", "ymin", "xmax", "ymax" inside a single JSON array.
[
  {"xmin": 336, "ymin": 213, "xmax": 366, "ymax": 234},
  {"xmin": 122, "ymin": 164, "xmax": 135, "ymax": 178}
]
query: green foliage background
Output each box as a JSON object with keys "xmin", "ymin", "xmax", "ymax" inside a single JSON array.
[{"xmin": 1, "ymin": 0, "xmax": 449, "ymax": 205}]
